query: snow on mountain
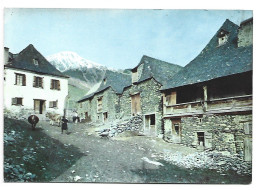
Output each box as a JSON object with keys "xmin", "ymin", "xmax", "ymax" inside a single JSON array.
[{"xmin": 46, "ymin": 51, "xmax": 106, "ymax": 72}]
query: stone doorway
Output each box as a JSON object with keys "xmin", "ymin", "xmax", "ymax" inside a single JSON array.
[
  {"xmin": 144, "ymin": 114, "xmax": 156, "ymax": 136},
  {"xmin": 171, "ymin": 118, "xmax": 181, "ymax": 143}
]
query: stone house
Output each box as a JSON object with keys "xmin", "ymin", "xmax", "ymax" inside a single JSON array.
[
  {"xmin": 77, "ymin": 70, "xmax": 131, "ymax": 122},
  {"xmin": 120, "ymin": 55, "xmax": 183, "ymax": 137},
  {"xmin": 161, "ymin": 18, "xmax": 253, "ymax": 161},
  {"xmin": 4, "ymin": 44, "xmax": 69, "ymax": 119}
]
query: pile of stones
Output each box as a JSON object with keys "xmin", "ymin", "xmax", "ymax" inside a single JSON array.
[
  {"xmin": 98, "ymin": 115, "xmax": 143, "ymax": 137},
  {"xmin": 4, "ymin": 108, "xmax": 31, "ymax": 120},
  {"xmin": 4, "ymin": 162, "xmax": 36, "ymax": 182},
  {"xmin": 163, "ymin": 150, "xmax": 252, "ymax": 176}
]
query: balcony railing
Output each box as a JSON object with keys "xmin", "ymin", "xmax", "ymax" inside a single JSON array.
[{"xmin": 164, "ymin": 94, "xmax": 252, "ymax": 117}]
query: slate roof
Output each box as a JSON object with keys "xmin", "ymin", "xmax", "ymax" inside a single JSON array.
[
  {"xmin": 130, "ymin": 55, "xmax": 183, "ymax": 86},
  {"xmin": 5, "ymin": 44, "xmax": 69, "ymax": 78},
  {"xmin": 162, "ymin": 19, "xmax": 253, "ymax": 90},
  {"xmin": 78, "ymin": 70, "xmax": 131, "ymax": 102}
]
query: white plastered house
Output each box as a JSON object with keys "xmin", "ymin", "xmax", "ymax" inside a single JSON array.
[{"xmin": 4, "ymin": 44, "xmax": 69, "ymax": 119}]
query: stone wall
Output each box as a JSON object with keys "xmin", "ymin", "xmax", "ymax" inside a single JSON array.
[
  {"xmin": 78, "ymin": 87, "xmax": 120, "ymax": 123},
  {"xmin": 164, "ymin": 114, "xmax": 252, "ymax": 159},
  {"xmin": 238, "ymin": 19, "xmax": 253, "ymax": 47},
  {"xmin": 120, "ymin": 78, "xmax": 163, "ymax": 136}
]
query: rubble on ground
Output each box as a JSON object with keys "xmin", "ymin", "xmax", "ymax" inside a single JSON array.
[
  {"xmin": 98, "ymin": 115, "xmax": 143, "ymax": 137},
  {"xmin": 163, "ymin": 150, "xmax": 252, "ymax": 176}
]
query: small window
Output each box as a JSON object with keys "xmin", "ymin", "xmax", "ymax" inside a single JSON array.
[
  {"xmin": 103, "ymin": 78, "xmax": 107, "ymax": 85},
  {"xmin": 97, "ymin": 97, "xmax": 103, "ymax": 112},
  {"xmin": 49, "ymin": 100, "xmax": 58, "ymax": 108},
  {"xmin": 197, "ymin": 132, "xmax": 205, "ymax": 146},
  {"xmin": 33, "ymin": 59, "xmax": 39, "ymax": 66},
  {"xmin": 50, "ymin": 79, "xmax": 60, "ymax": 90},
  {"xmin": 132, "ymin": 68, "xmax": 138, "ymax": 83},
  {"xmin": 103, "ymin": 112, "xmax": 108, "ymax": 122},
  {"xmin": 15, "ymin": 73, "xmax": 26, "ymax": 86},
  {"xmin": 33, "ymin": 76, "xmax": 43, "ymax": 88},
  {"xmin": 217, "ymin": 29, "xmax": 229, "ymax": 46},
  {"xmin": 12, "ymin": 97, "xmax": 23, "ymax": 106}
]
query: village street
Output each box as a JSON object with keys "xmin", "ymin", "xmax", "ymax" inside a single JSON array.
[
  {"xmin": 4, "ymin": 117, "xmax": 252, "ymax": 183},
  {"xmin": 41, "ymin": 121, "xmax": 197, "ymax": 183}
]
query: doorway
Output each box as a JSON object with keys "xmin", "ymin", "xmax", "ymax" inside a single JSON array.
[
  {"xmin": 171, "ymin": 118, "xmax": 181, "ymax": 143},
  {"xmin": 34, "ymin": 99, "xmax": 46, "ymax": 114},
  {"xmin": 144, "ymin": 114, "xmax": 156, "ymax": 136}
]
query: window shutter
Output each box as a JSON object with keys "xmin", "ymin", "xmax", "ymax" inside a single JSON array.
[
  {"xmin": 12, "ymin": 98, "xmax": 16, "ymax": 105},
  {"xmin": 33, "ymin": 76, "xmax": 36, "ymax": 87},
  {"xmin": 41, "ymin": 78, "xmax": 44, "ymax": 88},
  {"xmin": 50, "ymin": 80, "xmax": 53, "ymax": 89},
  {"xmin": 15, "ymin": 74, "xmax": 17, "ymax": 85},
  {"xmin": 56, "ymin": 100, "xmax": 58, "ymax": 108},
  {"xmin": 23, "ymin": 75, "xmax": 26, "ymax": 86},
  {"xmin": 49, "ymin": 101, "xmax": 52, "ymax": 108},
  {"xmin": 58, "ymin": 80, "xmax": 60, "ymax": 90}
]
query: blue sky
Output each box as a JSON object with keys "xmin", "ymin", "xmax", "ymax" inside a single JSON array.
[{"xmin": 4, "ymin": 9, "xmax": 252, "ymax": 69}]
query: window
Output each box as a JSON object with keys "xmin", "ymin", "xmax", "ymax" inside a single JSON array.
[
  {"xmin": 197, "ymin": 132, "xmax": 205, "ymax": 146},
  {"xmin": 97, "ymin": 97, "xmax": 103, "ymax": 112},
  {"xmin": 217, "ymin": 29, "xmax": 229, "ymax": 46},
  {"xmin": 49, "ymin": 100, "xmax": 58, "ymax": 108},
  {"xmin": 12, "ymin": 97, "xmax": 23, "ymax": 105},
  {"xmin": 103, "ymin": 78, "xmax": 107, "ymax": 85},
  {"xmin": 103, "ymin": 112, "xmax": 108, "ymax": 122},
  {"xmin": 132, "ymin": 68, "xmax": 138, "ymax": 83},
  {"xmin": 50, "ymin": 79, "xmax": 60, "ymax": 90},
  {"xmin": 15, "ymin": 73, "xmax": 26, "ymax": 86},
  {"xmin": 33, "ymin": 76, "xmax": 43, "ymax": 88},
  {"xmin": 33, "ymin": 59, "xmax": 39, "ymax": 66}
]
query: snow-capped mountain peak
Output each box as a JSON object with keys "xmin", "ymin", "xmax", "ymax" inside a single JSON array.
[{"xmin": 46, "ymin": 51, "xmax": 106, "ymax": 72}]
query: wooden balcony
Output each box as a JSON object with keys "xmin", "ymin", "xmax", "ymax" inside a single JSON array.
[{"xmin": 163, "ymin": 95, "xmax": 252, "ymax": 117}]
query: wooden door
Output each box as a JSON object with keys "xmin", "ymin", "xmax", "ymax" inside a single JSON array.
[
  {"xmin": 131, "ymin": 94, "xmax": 141, "ymax": 115},
  {"xmin": 171, "ymin": 119, "xmax": 181, "ymax": 143},
  {"xmin": 34, "ymin": 100, "xmax": 40, "ymax": 114},
  {"xmin": 244, "ymin": 137, "xmax": 252, "ymax": 161}
]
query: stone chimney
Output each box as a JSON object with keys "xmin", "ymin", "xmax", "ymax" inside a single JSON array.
[
  {"xmin": 237, "ymin": 18, "xmax": 253, "ymax": 47},
  {"xmin": 4, "ymin": 47, "xmax": 9, "ymax": 65}
]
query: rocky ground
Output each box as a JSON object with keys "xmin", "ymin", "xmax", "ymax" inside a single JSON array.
[{"xmin": 4, "ymin": 117, "xmax": 252, "ymax": 183}]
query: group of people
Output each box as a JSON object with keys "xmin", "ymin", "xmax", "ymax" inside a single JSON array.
[{"xmin": 61, "ymin": 111, "xmax": 80, "ymax": 134}]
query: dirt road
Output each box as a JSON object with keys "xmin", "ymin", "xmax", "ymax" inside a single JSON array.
[{"xmin": 4, "ymin": 118, "xmax": 251, "ymax": 183}]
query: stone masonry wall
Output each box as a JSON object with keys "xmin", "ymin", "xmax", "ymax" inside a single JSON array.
[
  {"xmin": 171, "ymin": 114, "xmax": 252, "ymax": 159},
  {"xmin": 120, "ymin": 78, "xmax": 163, "ymax": 136},
  {"xmin": 238, "ymin": 20, "xmax": 253, "ymax": 47},
  {"xmin": 78, "ymin": 87, "xmax": 120, "ymax": 123}
]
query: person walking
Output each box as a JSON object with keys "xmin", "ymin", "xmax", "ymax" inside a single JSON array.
[{"xmin": 61, "ymin": 116, "xmax": 69, "ymax": 134}]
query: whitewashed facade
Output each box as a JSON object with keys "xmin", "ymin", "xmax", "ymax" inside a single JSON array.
[{"xmin": 4, "ymin": 45, "xmax": 69, "ymax": 118}]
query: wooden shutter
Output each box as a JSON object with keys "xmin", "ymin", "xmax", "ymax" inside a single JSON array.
[
  {"xmin": 23, "ymin": 75, "xmax": 26, "ymax": 86},
  {"xmin": 135, "ymin": 94, "xmax": 141, "ymax": 113},
  {"xmin": 58, "ymin": 80, "xmax": 60, "ymax": 90},
  {"xmin": 15, "ymin": 74, "xmax": 17, "ymax": 85},
  {"xmin": 204, "ymin": 131, "xmax": 213, "ymax": 149},
  {"xmin": 50, "ymin": 80, "xmax": 53, "ymax": 89},
  {"xmin": 12, "ymin": 98, "xmax": 17, "ymax": 105},
  {"xmin": 49, "ymin": 101, "xmax": 53, "ymax": 108},
  {"xmin": 170, "ymin": 92, "xmax": 177, "ymax": 105},
  {"xmin": 41, "ymin": 77, "xmax": 44, "ymax": 88},
  {"xmin": 244, "ymin": 123, "xmax": 252, "ymax": 135},
  {"xmin": 33, "ymin": 76, "xmax": 36, "ymax": 87},
  {"xmin": 56, "ymin": 100, "xmax": 58, "ymax": 108}
]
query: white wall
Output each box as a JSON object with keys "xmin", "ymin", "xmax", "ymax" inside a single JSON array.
[{"xmin": 4, "ymin": 68, "xmax": 68, "ymax": 116}]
